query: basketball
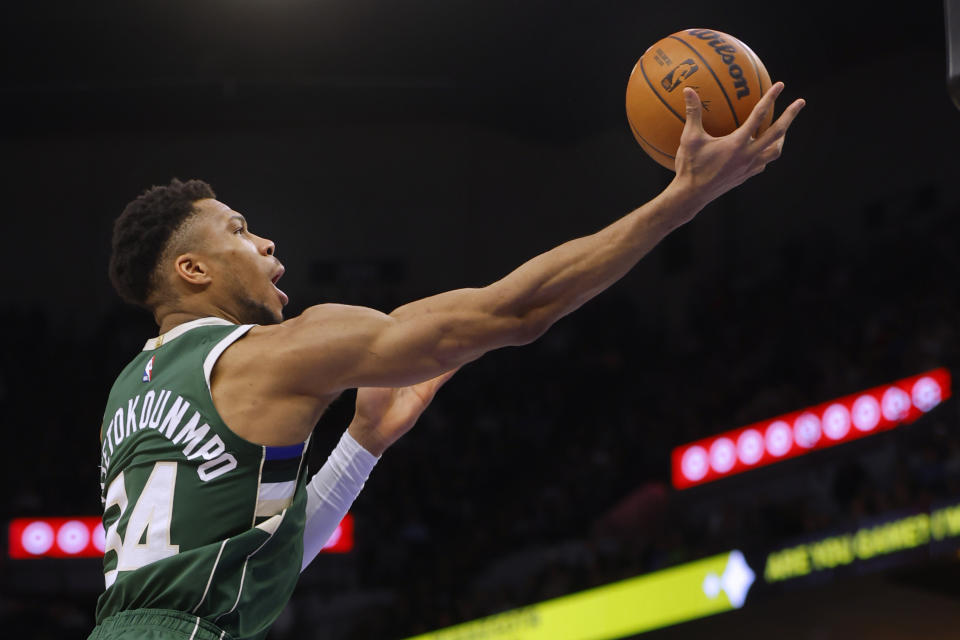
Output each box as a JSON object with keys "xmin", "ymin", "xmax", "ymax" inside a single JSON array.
[{"xmin": 626, "ymin": 28, "xmax": 773, "ymax": 170}]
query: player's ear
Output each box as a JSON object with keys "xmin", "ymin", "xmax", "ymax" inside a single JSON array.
[{"xmin": 173, "ymin": 253, "xmax": 212, "ymax": 287}]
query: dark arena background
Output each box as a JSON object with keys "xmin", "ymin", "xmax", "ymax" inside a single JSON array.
[{"xmin": 4, "ymin": 1, "xmax": 960, "ymax": 638}]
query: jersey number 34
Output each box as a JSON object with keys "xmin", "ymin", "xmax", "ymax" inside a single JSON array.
[{"xmin": 102, "ymin": 462, "xmax": 180, "ymax": 588}]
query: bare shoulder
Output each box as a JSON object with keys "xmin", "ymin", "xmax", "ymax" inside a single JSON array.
[
  {"xmin": 282, "ymin": 303, "xmax": 393, "ymax": 334},
  {"xmin": 209, "ymin": 307, "xmax": 377, "ymax": 446},
  {"xmin": 226, "ymin": 304, "xmax": 390, "ymax": 358},
  {"xmin": 215, "ymin": 304, "xmax": 393, "ymax": 397}
]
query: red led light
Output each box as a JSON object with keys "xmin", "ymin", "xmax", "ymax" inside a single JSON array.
[
  {"xmin": 321, "ymin": 513, "xmax": 354, "ymax": 553},
  {"xmin": 672, "ymin": 368, "xmax": 952, "ymax": 489},
  {"xmin": 9, "ymin": 514, "xmax": 354, "ymax": 558},
  {"xmin": 8, "ymin": 517, "xmax": 103, "ymax": 558},
  {"xmin": 737, "ymin": 429, "xmax": 764, "ymax": 465}
]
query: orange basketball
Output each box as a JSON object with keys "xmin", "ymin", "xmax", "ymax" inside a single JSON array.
[{"xmin": 626, "ymin": 28, "xmax": 773, "ymax": 170}]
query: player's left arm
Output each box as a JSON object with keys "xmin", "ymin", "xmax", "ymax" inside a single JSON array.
[{"xmin": 301, "ymin": 370, "xmax": 457, "ymax": 571}]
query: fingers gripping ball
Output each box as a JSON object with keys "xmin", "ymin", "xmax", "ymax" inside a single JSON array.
[{"xmin": 626, "ymin": 28, "xmax": 773, "ymax": 170}]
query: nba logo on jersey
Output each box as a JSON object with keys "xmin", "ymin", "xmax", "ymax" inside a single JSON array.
[{"xmin": 142, "ymin": 356, "xmax": 155, "ymax": 382}]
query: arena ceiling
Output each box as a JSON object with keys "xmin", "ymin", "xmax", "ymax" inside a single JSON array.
[{"xmin": 3, "ymin": 1, "xmax": 946, "ymax": 139}]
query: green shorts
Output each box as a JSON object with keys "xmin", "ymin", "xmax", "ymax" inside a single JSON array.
[{"xmin": 88, "ymin": 609, "xmax": 232, "ymax": 640}]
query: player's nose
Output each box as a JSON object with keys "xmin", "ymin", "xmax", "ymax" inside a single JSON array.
[{"xmin": 254, "ymin": 233, "xmax": 276, "ymax": 257}]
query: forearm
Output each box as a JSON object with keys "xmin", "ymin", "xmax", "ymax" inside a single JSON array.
[
  {"xmin": 492, "ymin": 181, "xmax": 700, "ymax": 327},
  {"xmin": 390, "ymin": 180, "xmax": 700, "ymax": 347},
  {"xmin": 301, "ymin": 429, "xmax": 379, "ymax": 571}
]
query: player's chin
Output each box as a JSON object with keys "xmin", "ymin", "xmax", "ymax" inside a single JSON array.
[
  {"xmin": 274, "ymin": 289, "xmax": 289, "ymax": 315},
  {"xmin": 238, "ymin": 295, "xmax": 284, "ymax": 326},
  {"xmin": 267, "ymin": 298, "xmax": 286, "ymax": 325}
]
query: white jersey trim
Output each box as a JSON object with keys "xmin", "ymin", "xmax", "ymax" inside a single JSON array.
[
  {"xmin": 255, "ymin": 480, "xmax": 297, "ymax": 517},
  {"xmin": 187, "ymin": 617, "xmax": 200, "ymax": 640},
  {"xmin": 202, "ymin": 324, "xmax": 255, "ymax": 392},
  {"xmin": 191, "ymin": 539, "xmax": 227, "ymax": 614}
]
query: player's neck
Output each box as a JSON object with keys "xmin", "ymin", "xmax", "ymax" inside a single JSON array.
[{"xmin": 155, "ymin": 307, "xmax": 242, "ymax": 336}]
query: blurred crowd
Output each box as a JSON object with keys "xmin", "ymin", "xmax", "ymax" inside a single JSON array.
[{"xmin": 1, "ymin": 194, "xmax": 958, "ymax": 639}]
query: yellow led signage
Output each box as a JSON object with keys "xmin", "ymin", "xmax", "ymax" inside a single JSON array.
[
  {"xmin": 764, "ymin": 501, "xmax": 960, "ymax": 583},
  {"xmin": 403, "ymin": 550, "xmax": 755, "ymax": 640}
]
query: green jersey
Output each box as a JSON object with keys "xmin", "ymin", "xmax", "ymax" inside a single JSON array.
[{"xmin": 95, "ymin": 318, "xmax": 311, "ymax": 640}]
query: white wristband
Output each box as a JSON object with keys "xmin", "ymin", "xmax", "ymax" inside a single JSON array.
[{"xmin": 301, "ymin": 430, "xmax": 379, "ymax": 571}]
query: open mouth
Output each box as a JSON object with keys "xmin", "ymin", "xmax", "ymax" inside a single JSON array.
[{"xmin": 271, "ymin": 266, "xmax": 289, "ymax": 306}]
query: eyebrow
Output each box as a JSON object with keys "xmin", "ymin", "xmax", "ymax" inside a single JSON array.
[{"xmin": 228, "ymin": 214, "xmax": 247, "ymax": 228}]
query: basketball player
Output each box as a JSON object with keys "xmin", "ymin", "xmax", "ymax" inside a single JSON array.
[{"xmin": 90, "ymin": 85, "xmax": 804, "ymax": 639}]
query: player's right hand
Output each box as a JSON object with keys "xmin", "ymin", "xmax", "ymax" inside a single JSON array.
[
  {"xmin": 348, "ymin": 368, "xmax": 459, "ymax": 456},
  {"xmin": 672, "ymin": 81, "xmax": 805, "ymax": 212}
]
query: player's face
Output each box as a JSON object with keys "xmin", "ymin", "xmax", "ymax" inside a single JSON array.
[{"xmin": 191, "ymin": 198, "xmax": 288, "ymax": 325}]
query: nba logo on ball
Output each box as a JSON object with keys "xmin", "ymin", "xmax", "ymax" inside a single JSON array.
[
  {"xmin": 661, "ymin": 59, "xmax": 699, "ymax": 92},
  {"xmin": 142, "ymin": 356, "xmax": 155, "ymax": 383}
]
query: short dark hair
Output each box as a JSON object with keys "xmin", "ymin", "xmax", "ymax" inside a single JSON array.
[{"xmin": 109, "ymin": 178, "xmax": 216, "ymax": 308}]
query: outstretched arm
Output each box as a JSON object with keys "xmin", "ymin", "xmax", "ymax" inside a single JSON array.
[{"xmin": 256, "ymin": 83, "xmax": 804, "ymax": 396}]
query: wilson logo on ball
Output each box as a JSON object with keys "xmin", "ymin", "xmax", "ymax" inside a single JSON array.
[
  {"xmin": 687, "ymin": 29, "xmax": 751, "ymax": 98},
  {"xmin": 661, "ymin": 59, "xmax": 699, "ymax": 92}
]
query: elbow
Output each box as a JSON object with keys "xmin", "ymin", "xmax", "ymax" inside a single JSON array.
[
  {"xmin": 511, "ymin": 310, "xmax": 551, "ymax": 346},
  {"xmin": 430, "ymin": 339, "xmax": 467, "ymax": 373},
  {"xmin": 432, "ymin": 311, "xmax": 547, "ymax": 366}
]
